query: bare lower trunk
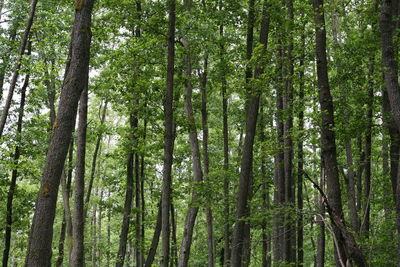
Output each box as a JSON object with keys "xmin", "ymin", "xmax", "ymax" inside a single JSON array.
[
  {"xmin": 161, "ymin": 1, "xmax": 176, "ymax": 266},
  {"xmin": 25, "ymin": 1, "xmax": 95, "ymax": 265},
  {"xmin": 2, "ymin": 72, "xmax": 29, "ymax": 267},
  {"xmin": 71, "ymin": 88, "xmax": 88, "ymax": 267}
]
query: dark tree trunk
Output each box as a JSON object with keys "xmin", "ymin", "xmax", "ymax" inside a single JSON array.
[
  {"xmin": 171, "ymin": 202, "xmax": 178, "ymax": 267},
  {"xmin": 116, "ymin": 111, "xmax": 137, "ymax": 267},
  {"xmin": 231, "ymin": 1, "xmax": 269, "ymax": 266},
  {"xmin": 0, "ymin": 0, "xmax": 38, "ymax": 138},
  {"xmin": 144, "ymin": 202, "xmax": 162, "ymax": 267},
  {"xmin": 380, "ymin": 1, "xmax": 400, "ymax": 263},
  {"xmin": 274, "ymin": 47, "xmax": 285, "ymax": 265},
  {"xmin": 361, "ymin": 62, "xmax": 374, "ymax": 238},
  {"xmin": 161, "ymin": 0, "xmax": 176, "ymax": 266},
  {"xmin": 316, "ymin": 165, "xmax": 325, "ymax": 267},
  {"xmin": 70, "ymin": 87, "xmax": 88, "ymax": 267},
  {"xmin": 218, "ymin": 1, "xmax": 231, "ymax": 265},
  {"xmin": 313, "ymin": 0, "xmax": 366, "ymax": 265},
  {"xmin": 297, "ymin": 27, "xmax": 305, "ymax": 267},
  {"xmin": 2, "ymin": 72, "xmax": 29, "ymax": 267},
  {"xmin": 135, "ymin": 151, "xmax": 143, "ymax": 267},
  {"xmin": 283, "ymin": 0, "xmax": 295, "ymax": 263},
  {"xmin": 85, "ymin": 101, "xmax": 108, "ymax": 217},
  {"xmin": 25, "ymin": 1, "xmax": 96, "ymax": 265}
]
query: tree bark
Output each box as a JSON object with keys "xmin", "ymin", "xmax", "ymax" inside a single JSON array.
[
  {"xmin": 199, "ymin": 54, "xmax": 215, "ymax": 267},
  {"xmin": 0, "ymin": 0, "xmax": 38, "ymax": 138},
  {"xmin": 85, "ymin": 101, "xmax": 108, "ymax": 217},
  {"xmin": 116, "ymin": 112, "xmax": 137, "ymax": 267},
  {"xmin": 178, "ymin": 2, "xmax": 205, "ymax": 265},
  {"xmin": 380, "ymin": 1, "xmax": 400, "ymax": 263},
  {"xmin": 70, "ymin": 87, "xmax": 88, "ymax": 267},
  {"xmin": 25, "ymin": 1, "xmax": 96, "ymax": 265},
  {"xmin": 161, "ymin": 0, "xmax": 176, "ymax": 266},
  {"xmin": 144, "ymin": 202, "xmax": 161, "ymax": 267},
  {"xmin": 231, "ymin": 1, "xmax": 270, "ymax": 266},
  {"xmin": 2, "ymin": 72, "xmax": 29, "ymax": 267},
  {"xmin": 313, "ymin": 0, "xmax": 366, "ymax": 265},
  {"xmin": 297, "ymin": 27, "xmax": 305, "ymax": 267}
]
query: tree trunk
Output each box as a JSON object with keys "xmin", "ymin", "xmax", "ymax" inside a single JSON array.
[
  {"xmin": 361, "ymin": 62, "xmax": 374, "ymax": 238},
  {"xmin": 218, "ymin": 1, "xmax": 231, "ymax": 265},
  {"xmin": 135, "ymin": 151, "xmax": 143, "ymax": 267},
  {"xmin": 274, "ymin": 47, "xmax": 285, "ymax": 265},
  {"xmin": 144, "ymin": 202, "xmax": 161, "ymax": 267},
  {"xmin": 25, "ymin": 1, "xmax": 95, "ymax": 265},
  {"xmin": 178, "ymin": 2, "xmax": 205, "ymax": 265},
  {"xmin": 85, "ymin": 101, "xmax": 108, "ymax": 217},
  {"xmin": 2, "ymin": 72, "xmax": 29, "ymax": 267},
  {"xmin": 231, "ymin": 1, "xmax": 270, "ymax": 266},
  {"xmin": 313, "ymin": 0, "xmax": 366, "ymax": 265},
  {"xmin": 116, "ymin": 111, "xmax": 137, "ymax": 267},
  {"xmin": 283, "ymin": 0, "xmax": 295, "ymax": 262},
  {"xmin": 160, "ymin": 0, "xmax": 176, "ymax": 266},
  {"xmin": 70, "ymin": 87, "xmax": 88, "ymax": 267},
  {"xmin": 316, "ymin": 166, "xmax": 325, "ymax": 267},
  {"xmin": 199, "ymin": 54, "xmax": 215, "ymax": 267},
  {"xmin": 345, "ymin": 139, "xmax": 360, "ymax": 233},
  {"xmin": 0, "ymin": 0, "xmax": 38, "ymax": 138},
  {"xmin": 297, "ymin": 27, "xmax": 305, "ymax": 266},
  {"xmin": 380, "ymin": 0, "xmax": 400, "ymax": 263}
]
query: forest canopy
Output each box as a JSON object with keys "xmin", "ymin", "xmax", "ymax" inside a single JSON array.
[{"xmin": 0, "ymin": 0, "xmax": 399, "ymax": 266}]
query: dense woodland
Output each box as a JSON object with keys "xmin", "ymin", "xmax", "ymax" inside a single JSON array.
[{"xmin": 1, "ymin": 0, "xmax": 400, "ymax": 266}]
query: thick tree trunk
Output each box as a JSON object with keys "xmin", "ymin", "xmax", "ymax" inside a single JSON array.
[
  {"xmin": 161, "ymin": 0, "xmax": 176, "ymax": 266},
  {"xmin": 313, "ymin": 0, "xmax": 366, "ymax": 265},
  {"xmin": 2, "ymin": 72, "xmax": 29, "ymax": 267},
  {"xmin": 380, "ymin": 1, "xmax": 400, "ymax": 263},
  {"xmin": 70, "ymin": 87, "xmax": 88, "ymax": 267},
  {"xmin": 24, "ymin": 1, "xmax": 95, "ymax": 265},
  {"xmin": 0, "ymin": 0, "xmax": 38, "ymax": 138},
  {"xmin": 231, "ymin": 1, "xmax": 269, "ymax": 266}
]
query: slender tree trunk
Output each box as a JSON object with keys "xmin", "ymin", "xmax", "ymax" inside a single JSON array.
[
  {"xmin": 356, "ymin": 137, "xmax": 364, "ymax": 215},
  {"xmin": 345, "ymin": 139, "xmax": 360, "ymax": 233},
  {"xmin": 135, "ymin": 151, "xmax": 143, "ymax": 267},
  {"xmin": 178, "ymin": 2, "xmax": 205, "ymax": 265},
  {"xmin": 85, "ymin": 101, "xmax": 108, "ymax": 216},
  {"xmin": 2, "ymin": 72, "xmax": 29, "ymax": 267},
  {"xmin": 144, "ymin": 202, "xmax": 161, "ymax": 267},
  {"xmin": 71, "ymin": 87, "xmax": 88, "ymax": 267},
  {"xmin": 92, "ymin": 188, "xmax": 98, "ymax": 267},
  {"xmin": 274, "ymin": 47, "xmax": 285, "ymax": 265},
  {"xmin": 107, "ymin": 191, "xmax": 111, "ymax": 267},
  {"xmin": 97, "ymin": 189, "xmax": 103, "ymax": 266},
  {"xmin": 161, "ymin": 1, "xmax": 176, "ymax": 266},
  {"xmin": 231, "ymin": 1, "xmax": 270, "ymax": 266},
  {"xmin": 218, "ymin": 1, "xmax": 231, "ymax": 264},
  {"xmin": 171, "ymin": 202, "xmax": 178, "ymax": 267},
  {"xmin": 25, "ymin": 1, "xmax": 95, "ymax": 265},
  {"xmin": 116, "ymin": 112, "xmax": 137, "ymax": 267},
  {"xmin": 199, "ymin": 54, "xmax": 216, "ymax": 267},
  {"xmin": 361, "ymin": 61, "xmax": 374, "ymax": 238},
  {"xmin": 313, "ymin": 0, "xmax": 366, "ymax": 265},
  {"xmin": 283, "ymin": 0, "xmax": 295, "ymax": 262},
  {"xmin": 297, "ymin": 27, "xmax": 305, "ymax": 266},
  {"xmin": 316, "ymin": 166, "xmax": 325, "ymax": 267},
  {"xmin": 0, "ymin": 0, "xmax": 38, "ymax": 138}
]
